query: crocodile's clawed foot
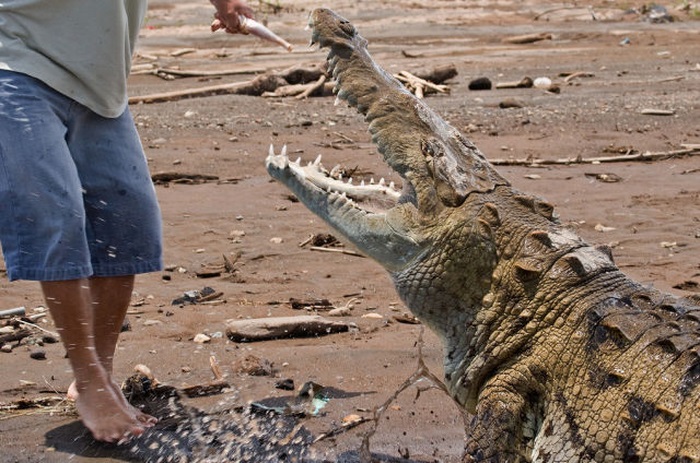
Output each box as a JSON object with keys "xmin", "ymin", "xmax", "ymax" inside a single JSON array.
[{"xmin": 266, "ymin": 145, "xmax": 401, "ymax": 206}]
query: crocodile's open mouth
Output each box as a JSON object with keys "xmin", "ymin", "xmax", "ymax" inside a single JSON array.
[
  {"xmin": 266, "ymin": 8, "xmax": 507, "ymax": 268},
  {"xmin": 266, "ymin": 8, "xmax": 422, "ymax": 216}
]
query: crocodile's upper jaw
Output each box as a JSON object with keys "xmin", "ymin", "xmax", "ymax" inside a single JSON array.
[{"xmin": 308, "ymin": 8, "xmax": 508, "ymax": 207}]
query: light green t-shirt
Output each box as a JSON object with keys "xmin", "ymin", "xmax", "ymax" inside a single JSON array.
[{"xmin": 0, "ymin": 0, "xmax": 147, "ymax": 117}]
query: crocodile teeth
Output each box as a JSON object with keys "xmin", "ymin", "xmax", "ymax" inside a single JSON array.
[{"xmin": 313, "ymin": 154, "xmax": 323, "ymax": 166}]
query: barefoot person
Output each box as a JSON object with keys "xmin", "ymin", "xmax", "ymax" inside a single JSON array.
[{"xmin": 0, "ymin": 0, "xmax": 252, "ymax": 444}]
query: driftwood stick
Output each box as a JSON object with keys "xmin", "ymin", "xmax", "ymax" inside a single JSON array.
[
  {"xmin": 152, "ymin": 67, "xmax": 267, "ymax": 78},
  {"xmin": 489, "ymin": 148, "xmax": 700, "ymax": 166},
  {"xmin": 209, "ymin": 355, "xmax": 224, "ymax": 381},
  {"xmin": 170, "ymin": 48, "xmax": 196, "ymax": 57},
  {"xmin": 309, "ymin": 246, "xmax": 365, "ymax": 257},
  {"xmin": 0, "ymin": 329, "xmax": 32, "ymax": 345},
  {"xmin": 181, "ymin": 380, "xmax": 230, "ymax": 398},
  {"xmin": 262, "ymin": 83, "xmax": 310, "ymax": 98},
  {"xmin": 275, "ymin": 64, "xmax": 327, "ymax": 85},
  {"xmin": 562, "ymin": 71, "xmax": 595, "ymax": 83},
  {"xmin": 222, "ymin": 252, "xmax": 240, "ymax": 273},
  {"xmin": 226, "ymin": 315, "xmax": 350, "ymax": 342},
  {"xmin": 502, "ymin": 32, "xmax": 553, "ymax": 44},
  {"xmin": 129, "ymin": 63, "xmax": 157, "ymax": 74},
  {"xmin": 129, "ymin": 81, "xmax": 253, "ymax": 104},
  {"xmin": 640, "ymin": 108, "xmax": 675, "ymax": 116},
  {"xmin": 128, "ymin": 74, "xmax": 288, "ymax": 104},
  {"xmin": 0, "ymin": 307, "xmax": 25, "ymax": 318},
  {"xmin": 534, "ymin": 6, "xmax": 587, "ymax": 20},
  {"xmin": 313, "ymin": 416, "xmax": 372, "ymax": 443},
  {"xmin": 411, "ymin": 64, "xmax": 458, "ymax": 85},
  {"xmin": 0, "ymin": 396, "xmax": 69, "ymax": 413},
  {"xmin": 657, "ymin": 75, "xmax": 684, "ymax": 83},
  {"xmin": 496, "ymin": 77, "xmax": 534, "ymax": 89},
  {"xmin": 16, "ymin": 320, "xmax": 59, "ymax": 338},
  {"xmin": 396, "ymin": 71, "xmax": 449, "ymax": 94},
  {"xmin": 151, "ymin": 172, "xmax": 220, "ymax": 183},
  {"xmin": 296, "ymin": 74, "xmax": 328, "ymax": 99}
]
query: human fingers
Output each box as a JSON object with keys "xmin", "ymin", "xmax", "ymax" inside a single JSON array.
[{"xmin": 211, "ymin": 18, "xmax": 224, "ymax": 32}]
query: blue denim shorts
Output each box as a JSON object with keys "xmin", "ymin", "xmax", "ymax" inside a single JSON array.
[{"xmin": 0, "ymin": 70, "xmax": 163, "ymax": 281}]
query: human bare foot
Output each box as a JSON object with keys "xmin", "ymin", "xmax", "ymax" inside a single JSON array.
[
  {"xmin": 74, "ymin": 379, "xmax": 148, "ymax": 443},
  {"xmin": 68, "ymin": 379, "xmax": 158, "ymax": 427}
]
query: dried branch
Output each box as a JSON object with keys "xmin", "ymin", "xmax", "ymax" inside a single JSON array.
[
  {"xmin": 489, "ymin": 147, "xmax": 700, "ymax": 166},
  {"xmin": 309, "ymin": 246, "xmax": 365, "ymax": 258},
  {"xmin": 128, "ymin": 74, "xmax": 288, "ymax": 104},
  {"xmin": 0, "ymin": 329, "xmax": 32, "ymax": 345},
  {"xmin": 295, "ymin": 74, "xmax": 328, "ymax": 99},
  {"xmin": 357, "ymin": 327, "xmax": 470, "ymax": 462},
  {"xmin": 0, "ymin": 307, "xmax": 25, "ymax": 318},
  {"xmin": 502, "ymin": 32, "xmax": 553, "ymax": 44}
]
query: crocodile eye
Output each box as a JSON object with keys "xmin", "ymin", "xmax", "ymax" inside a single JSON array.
[
  {"xmin": 339, "ymin": 21, "xmax": 356, "ymax": 37},
  {"xmin": 421, "ymin": 139, "xmax": 434, "ymax": 157}
]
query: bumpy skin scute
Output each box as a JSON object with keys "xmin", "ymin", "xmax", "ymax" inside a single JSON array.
[{"xmin": 266, "ymin": 8, "xmax": 700, "ymax": 462}]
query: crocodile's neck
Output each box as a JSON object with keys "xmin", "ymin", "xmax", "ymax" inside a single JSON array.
[{"xmin": 389, "ymin": 186, "xmax": 627, "ymax": 411}]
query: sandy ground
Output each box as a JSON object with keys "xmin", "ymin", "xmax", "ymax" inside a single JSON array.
[{"xmin": 1, "ymin": 1, "xmax": 699, "ymax": 462}]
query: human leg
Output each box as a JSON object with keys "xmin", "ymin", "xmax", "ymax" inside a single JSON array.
[
  {"xmin": 41, "ymin": 279, "xmax": 150, "ymax": 443},
  {"xmin": 66, "ymin": 275, "xmax": 158, "ymax": 425},
  {"xmin": 88, "ymin": 275, "xmax": 135, "ymax": 374}
]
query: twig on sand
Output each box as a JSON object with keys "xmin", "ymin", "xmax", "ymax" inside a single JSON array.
[
  {"xmin": 0, "ymin": 307, "xmax": 25, "ymax": 318},
  {"xmin": 0, "ymin": 396, "xmax": 75, "ymax": 419},
  {"xmin": 295, "ymin": 74, "xmax": 328, "ymax": 100},
  {"xmin": 534, "ymin": 6, "xmax": 595, "ymax": 21},
  {"xmin": 0, "ymin": 329, "xmax": 32, "ymax": 345},
  {"xmin": 309, "ymin": 246, "xmax": 365, "ymax": 258},
  {"xmin": 395, "ymin": 71, "xmax": 449, "ymax": 98},
  {"xmin": 313, "ymin": 415, "xmax": 372, "ymax": 443},
  {"xmin": 149, "ymin": 67, "xmax": 267, "ymax": 79},
  {"xmin": 489, "ymin": 147, "xmax": 700, "ymax": 166},
  {"xmin": 15, "ymin": 320, "xmax": 59, "ymax": 339},
  {"xmin": 357, "ymin": 327, "xmax": 470, "ymax": 462},
  {"xmin": 502, "ymin": 32, "xmax": 553, "ymax": 44}
]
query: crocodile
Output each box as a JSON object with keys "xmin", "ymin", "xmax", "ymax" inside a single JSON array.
[{"xmin": 265, "ymin": 8, "xmax": 700, "ymax": 463}]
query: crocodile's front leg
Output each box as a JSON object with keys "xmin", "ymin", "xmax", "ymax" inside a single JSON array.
[
  {"xmin": 464, "ymin": 364, "xmax": 545, "ymax": 463},
  {"xmin": 266, "ymin": 146, "xmax": 428, "ymax": 271}
]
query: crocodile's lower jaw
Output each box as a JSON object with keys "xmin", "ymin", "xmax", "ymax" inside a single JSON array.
[
  {"xmin": 265, "ymin": 145, "xmax": 402, "ymax": 208},
  {"xmin": 266, "ymin": 145, "xmax": 427, "ymax": 272}
]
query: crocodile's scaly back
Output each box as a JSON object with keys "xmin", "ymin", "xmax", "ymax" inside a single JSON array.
[{"xmin": 266, "ymin": 8, "xmax": 700, "ymax": 462}]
